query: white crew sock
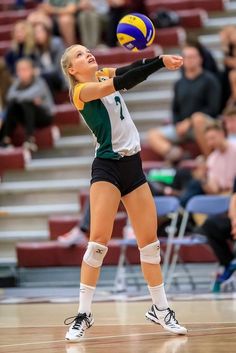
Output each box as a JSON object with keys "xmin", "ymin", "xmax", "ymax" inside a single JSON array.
[
  {"xmin": 148, "ymin": 283, "xmax": 169, "ymax": 310},
  {"xmin": 78, "ymin": 283, "xmax": 95, "ymax": 314}
]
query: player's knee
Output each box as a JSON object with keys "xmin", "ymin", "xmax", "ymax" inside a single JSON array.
[
  {"xmin": 139, "ymin": 240, "xmax": 161, "ymax": 264},
  {"xmin": 83, "ymin": 241, "xmax": 108, "ymax": 268}
]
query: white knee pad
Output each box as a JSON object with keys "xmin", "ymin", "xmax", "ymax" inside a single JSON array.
[
  {"xmin": 83, "ymin": 241, "xmax": 108, "ymax": 268},
  {"xmin": 139, "ymin": 240, "xmax": 161, "ymax": 264}
]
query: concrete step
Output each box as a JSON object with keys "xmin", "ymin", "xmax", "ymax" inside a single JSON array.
[
  {"xmin": 0, "ymin": 178, "xmax": 89, "ymax": 205},
  {"xmin": 0, "ymin": 230, "xmax": 49, "ymax": 262},
  {"xmin": 0, "ymin": 203, "xmax": 80, "ymax": 232},
  {"xmin": 205, "ymin": 14, "xmax": 236, "ymax": 30},
  {"xmin": 0, "ymin": 230, "xmax": 48, "ymax": 241},
  {"xmin": 124, "ymin": 90, "xmax": 172, "ymax": 112}
]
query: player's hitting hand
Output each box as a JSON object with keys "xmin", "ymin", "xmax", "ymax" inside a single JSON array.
[{"xmin": 161, "ymin": 55, "xmax": 184, "ymax": 70}]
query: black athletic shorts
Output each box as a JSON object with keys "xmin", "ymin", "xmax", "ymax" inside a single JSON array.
[{"xmin": 91, "ymin": 152, "xmax": 147, "ymax": 196}]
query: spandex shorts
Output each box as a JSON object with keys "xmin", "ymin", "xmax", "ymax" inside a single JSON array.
[{"xmin": 91, "ymin": 152, "xmax": 147, "ymax": 196}]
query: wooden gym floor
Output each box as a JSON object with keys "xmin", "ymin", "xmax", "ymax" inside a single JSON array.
[{"xmin": 0, "ymin": 300, "xmax": 235, "ymax": 353}]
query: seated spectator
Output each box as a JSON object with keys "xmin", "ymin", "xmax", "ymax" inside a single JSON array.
[
  {"xmin": 220, "ymin": 26, "xmax": 236, "ymax": 110},
  {"xmin": 148, "ymin": 44, "xmax": 221, "ymax": 161},
  {"xmin": 106, "ymin": 0, "xmax": 128, "ymax": 47},
  {"xmin": 126, "ymin": 0, "xmax": 147, "ymax": 14},
  {"xmin": 179, "ymin": 121, "xmax": 236, "ymax": 207},
  {"xmin": 39, "ymin": 0, "xmax": 78, "ymax": 46},
  {"xmin": 223, "ymin": 105, "xmax": 236, "ymax": 142},
  {"xmin": 199, "ymin": 178, "xmax": 236, "ymax": 292},
  {"xmin": 78, "ymin": 0, "xmax": 108, "ymax": 49},
  {"xmin": 34, "ymin": 23, "xmax": 66, "ymax": 93},
  {"xmin": 106, "ymin": 0, "xmax": 147, "ymax": 47},
  {"xmin": 185, "ymin": 39, "xmax": 220, "ymax": 78},
  {"xmin": 0, "ymin": 59, "xmax": 12, "ymax": 134},
  {"xmin": 0, "ymin": 58, "xmax": 54, "ymax": 152},
  {"xmin": 4, "ymin": 21, "xmax": 36, "ymax": 75},
  {"xmin": 27, "ymin": 9, "xmax": 53, "ymax": 30}
]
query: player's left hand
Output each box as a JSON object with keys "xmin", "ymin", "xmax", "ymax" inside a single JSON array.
[{"xmin": 161, "ymin": 55, "xmax": 183, "ymax": 70}]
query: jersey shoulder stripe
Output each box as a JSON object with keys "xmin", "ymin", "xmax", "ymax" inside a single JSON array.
[{"xmin": 73, "ymin": 69, "xmax": 110, "ymax": 111}]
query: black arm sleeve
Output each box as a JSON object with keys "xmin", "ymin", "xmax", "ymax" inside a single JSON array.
[
  {"xmin": 115, "ymin": 57, "xmax": 160, "ymax": 76},
  {"xmin": 113, "ymin": 56, "xmax": 165, "ymax": 91}
]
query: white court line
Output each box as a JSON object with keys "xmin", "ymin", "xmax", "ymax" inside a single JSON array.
[
  {"xmin": 0, "ymin": 321, "xmax": 235, "ymax": 328},
  {"xmin": 1, "ymin": 326, "xmax": 236, "ymax": 348}
]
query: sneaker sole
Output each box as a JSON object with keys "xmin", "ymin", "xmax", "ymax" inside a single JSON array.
[{"xmin": 145, "ymin": 312, "xmax": 187, "ymax": 335}]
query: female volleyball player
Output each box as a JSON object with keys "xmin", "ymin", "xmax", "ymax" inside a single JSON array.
[{"xmin": 61, "ymin": 45, "xmax": 187, "ymax": 342}]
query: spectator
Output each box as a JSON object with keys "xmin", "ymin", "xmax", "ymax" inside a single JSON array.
[
  {"xmin": 185, "ymin": 39, "xmax": 220, "ymax": 78},
  {"xmin": 4, "ymin": 21, "xmax": 36, "ymax": 75},
  {"xmin": 34, "ymin": 23, "xmax": 66, "ymax": 93},
  {"xmin": 223, "ymin": 105, "xmax": 236, "ymax": 142},
  {"xmin": 106, "ymin": 0, "xmax": 128, "ymax": 47},
  {"xmin": 199, "ymin": 178, "xmax": 236, "ymax": 292},
  {"xmin": 27, "ymin": 9, "xmax": 53, "ymax": 30},
  {"xmin": 106, "ymin": 0, "xmax": 147, "ymax": 47},
  {"xmin": 220, "ymin": 26, "xmax": 236, "ymax": 110},
  {"xmin": 0, "ymin": 59, "xmax": 12, "ymax": 134},
  {"xmin": 126, "ymin": 0, "xmax": 147, "ymax": 14},
  {"xmin": 148, "ymin": 44, "xmax": 221, "ymax": 161},
  {"xmin": 0, "ymin": 58, "xmax": 54, "ymax": 152},
  {"xmin": 77, "ymin": 0, "xmax": 109, "ymax": 49},
  {"xmin": 179, "ymin": 121, "xmax": 236, "ymax": 207},
  {"xmin": 39, "ymin": 0, "xmax": 78, "ymax": 46}
]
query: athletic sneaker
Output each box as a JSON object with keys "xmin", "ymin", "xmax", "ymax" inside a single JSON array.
[
  {"xmin": 58, "ymin": 227, "xmax": 87, "ymax": 247},
  {"xmin": 145, "ymin": 305, "xmax": 187, "ymax": 335},
  {"xmin": 212, "ymin": 262, "xmax": 236, "ymax": 293},
  {"xmin": 64, "ymin": 313, "xmax": 94, "ymax": 342}
]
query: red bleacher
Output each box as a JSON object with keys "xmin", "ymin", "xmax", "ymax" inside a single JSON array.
[
  {"xmin": 54, "ymin": 103, "xmax": 80, "ymax": 126},
  {"xmin": 146, "ymin": 0, "xmax": 225, "ymax": 13},
  {"xmin": 10, "ymin": 125, "xmax": 60, "ymax": 150},
  {"xmin": 153, "ymin": 27, "xmax": 186, "ymax": 47},
  {"xmin": 0, "ymin": 147, "xmax": 30, "ymax": 175}
]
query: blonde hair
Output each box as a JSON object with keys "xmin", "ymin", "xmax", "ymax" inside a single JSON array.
[
  {"xmin": 12, "ymin": 21, "xmax": 35, "ymax": 55},
  {"xmin": 61, "ymin": 45, "xmax": 79, "ymax": 98}
]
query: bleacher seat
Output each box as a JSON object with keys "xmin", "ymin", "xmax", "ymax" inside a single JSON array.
[
  {"xmin": 0, "ymin": 147, "xmax": 31, "ymax": 175},
  {"xmin": 11, "ymin": 125, "xmax": 60, "ymax": 150},
  {"xmin": 55, "ymin": 104, "xmax": 80, "ymax": 126},
  {"xmin": 92, "ymin": 46, "xmax": 162, "ymax": 66},
  {"xmin": 0, "ymin": 25, "xmax": 12, "ymax": 41},
  {"xmin": 140, "ymin": 144, "xmax": 163, "ymax": 161},
  {"xmin": 146, "ymin": 0, "xmax": 225, "ymax": 13},
  {"xmin": 0, "ymin": 9, "xmax": 31, "ymax": 25},
  {"xmin": 0, "ymin": 41, "xmax": 10, "ymax": 56},
  {"xmin": 178, "ymin": 8, "xmax": 208, "ymax": 28},
  {"xmin": 0, "ymin": 0, "xmax": 35, "ymax": 11},
  {"xmin": 153, "ymin": 27, "xmax": 186, "ymax": 47},
  {"xmin": 49, "ymin": 212, "xmax": 127, "ymax": 240}
]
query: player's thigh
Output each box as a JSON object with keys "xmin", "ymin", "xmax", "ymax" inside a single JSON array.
[
  {"xmin": 122, "ymin": 183, "xmax": 158, "ymax": 248},
  {"xmin": 89, "ymin": 181, "xmax": 121, "ymax": 244}
]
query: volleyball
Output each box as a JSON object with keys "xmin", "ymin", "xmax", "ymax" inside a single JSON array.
[{"xmin": 116, "ymin": 13, "xmax": 155, "ymax": 51}]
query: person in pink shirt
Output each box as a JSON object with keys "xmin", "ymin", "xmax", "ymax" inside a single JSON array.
[
  {"xmin": 179, "ymin": 120, "xmax": 236, "ymax": 206},
  {"xmin": 205, "ymin": 121, "xmax": 236, "ymax": 194}
]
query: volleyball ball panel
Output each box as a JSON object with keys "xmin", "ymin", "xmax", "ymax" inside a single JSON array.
[{"xmin": 117, "ymin": 13, "xmax": 155, "ymax": 51}]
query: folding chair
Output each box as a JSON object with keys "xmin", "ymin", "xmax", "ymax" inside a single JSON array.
[
  {"xmin": 113, "ymin": 196, "xmax": 180, "ymax": 292},
  {"xmin": 165, "ymin": 195, "xmax": 230, "ymax": 289}
]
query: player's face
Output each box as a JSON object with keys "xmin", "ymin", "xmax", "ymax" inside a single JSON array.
[
  {"xmin": 68, "ymin": 45, "xmax": 98, "ymax": 77},
  {"xmin": 205, "ymin": 130, "xmax": 225, "ymax": 150}
]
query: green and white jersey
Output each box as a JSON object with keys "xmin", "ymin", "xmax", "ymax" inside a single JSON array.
[{"xmin": 73, "ymin": 74, "xmax": 141, "ymax": 160}]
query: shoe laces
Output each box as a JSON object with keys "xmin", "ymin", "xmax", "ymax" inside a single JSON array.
[
  {"xmin": 163, "ymin": 308, "xmax": 179, "ymax": 326},
  {"xmin": 64, "ymin": 313, "xmax": 91, "ymax": 330}
]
